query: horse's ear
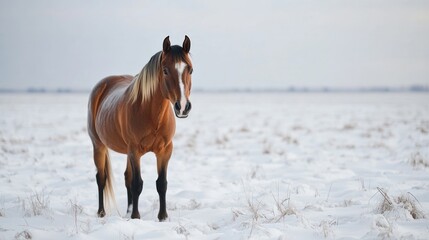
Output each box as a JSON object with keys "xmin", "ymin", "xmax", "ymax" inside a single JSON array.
[
  {"xmin": 183, "ymin": 35, "xmax": 191, "ymax": 53},
  {"xmin": 163, "ymin": 36, "xmax": 171, "ymax": 52}
]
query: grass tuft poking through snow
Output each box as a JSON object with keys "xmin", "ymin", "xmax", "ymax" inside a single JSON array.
[
  {"xmin": 69, "ymin": 198, "xmax": 88, "ymax": 234},
  {"xmin": 376, "ymin": 187, "xmax": 425, "ymax": 220},
  {"xmin": 232, "ymin": 181, "xmax": 300, "ymax": 238},
  {"xmin": 174, "ymin": 220, "xmax": 190, "ymax": 240},
  {"xmin": 409, "ymin": 151, "xmax": 429, "ymax": 169},
  {"xmin": 14, "ymin": 230, "xmax": 32, "ymax": 240},
  {"xmin": 21, "ymin": 190, "xmax": 50, "ymax": 217},
  {"xmin": 269, "ymin": 190, "xmax": 297, "ymax": 223},
  {"xmin": 318, "ymin": 218, "xmax": 337, "ymax": 239}
]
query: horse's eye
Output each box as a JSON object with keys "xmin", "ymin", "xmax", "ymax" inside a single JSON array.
[
  {"xmin": 163, "ymin": 68, "xmax": 168, "ymax": 75},
  {"xmin": 189, "ymin": 67, "xmax": 193, "ymax": 75}
]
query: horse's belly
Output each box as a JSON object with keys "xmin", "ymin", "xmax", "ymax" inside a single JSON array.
[
  {"xmin": 95, "ymin": 120, "xmax": 128, "ymax": 154},
  {"xmin": 95, "ymin": 107, "xmax": 128, "ymax": 154},
  {"xmin": 103, "ymin": 136, "xmax": 128, "ymax": 154}
]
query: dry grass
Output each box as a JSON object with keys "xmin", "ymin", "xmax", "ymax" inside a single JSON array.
[
  {"xmin": 215, "ymin": 134, "xmax": 229, "ymax": 146},
  {"xmin": 15, "ymin": 230, "xmax": 32, "ymax": 240},
  {"xmin": 21, "ymin": 190, "xmax": 50, "ymax": 217},
  {"xmin": 270, "ymin": 191, "xmax": 297, "ymax": 223},
  {"xmin": 373, "ymin": 215, "xmax": 394, "ymax": 239},
  {"xmin": 0, "ymin": 200, "xmax": 4, "ymax": 217},
  {"xmin": 234, "ymin": 182, "xmax": 298, "ymax": 238},
  {"xmin": 409, "ymin": 152, "xmax": 429, "ymax": 169},
  {"xmin": 69, "ymin": 198, "xmax": 86, "ymax": 234},
  {"xmin": 174, "ymin": 221, "xmax": 190, "ymax": 240},
  {"xmin": 375, "ymin": 188, "xmax": 425, "ymax": 220},
  {"xmin": 319, "ymin": 219, "xmax": 337, "ymax": 239},
  {"xmin": 342, "ymin": 123, "xmax": 356, "ymax": 131}
]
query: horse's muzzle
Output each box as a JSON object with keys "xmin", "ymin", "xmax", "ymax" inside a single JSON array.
[{"xmin": 174, "ymin": 101, "xmax": 191, "ymax": 118}]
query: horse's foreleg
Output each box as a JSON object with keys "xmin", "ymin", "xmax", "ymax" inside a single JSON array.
[
  {"xmin": 93, "ymin": 146, "xmax": 108, "ymax": 217},
  {"xmin": 129, "ymin": 151, "xmax": 143, "ymax": 219},
  {"xmin": 155, "ymin": 143, "xmax": 173, "ymax": 222},
  {"xmin": 124, "ymin": 159, "xmax": 132, "ymax": 213}
]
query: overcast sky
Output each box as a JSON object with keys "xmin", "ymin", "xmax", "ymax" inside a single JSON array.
[{"xmin": 1, "ymin": 0, "xmax": 428, "ymax": 90}]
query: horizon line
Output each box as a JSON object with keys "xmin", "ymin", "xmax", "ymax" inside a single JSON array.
[{"xmin": 0, "ymin": 85, "xmax": 428, "ymax": 94}]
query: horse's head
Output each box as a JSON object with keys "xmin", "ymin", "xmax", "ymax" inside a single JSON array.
[{"xmin": 160, "ymin": 36, "xmax": 193, "ymax": 118}]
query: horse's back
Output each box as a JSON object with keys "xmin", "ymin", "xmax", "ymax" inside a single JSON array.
[
  {"xmin": 89, "ymin": 75, "xmax": 133, "ymax": 101},
  {"xmin": 88, "ymin": 75, "xmax": 133, "ymax": 146}
]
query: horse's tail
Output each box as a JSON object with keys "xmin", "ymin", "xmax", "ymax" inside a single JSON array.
[{"xmin": 104, "ymin": 151, "xmax": 119, "ymax": 215}]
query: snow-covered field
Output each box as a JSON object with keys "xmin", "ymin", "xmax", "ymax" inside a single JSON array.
[{"xmin": 1, "ymin": 92, "xmax": 428, "ymax": 239}]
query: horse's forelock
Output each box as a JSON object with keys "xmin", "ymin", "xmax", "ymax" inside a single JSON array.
[{"xmin": 169, "ymin": 46, "xmax": 192, "ymax": 66}]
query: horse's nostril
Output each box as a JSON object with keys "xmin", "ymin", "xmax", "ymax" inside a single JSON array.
[
  {"xmin": 174, "ymin": 101, "xmax": 181, "ymax": 112},
  {"xmin": 185, "ymin": 101, "xmax": 192, "ymax": 112}
]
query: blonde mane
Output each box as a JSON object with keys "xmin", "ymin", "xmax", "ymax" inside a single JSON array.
[{"xmin": 129, "ymin": 51, "xmax": 162, "ymax": 104}]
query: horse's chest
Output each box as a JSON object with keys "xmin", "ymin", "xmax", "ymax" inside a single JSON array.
[{"xmin": 139, "ymin": 129, "xmax": 173, "ymax": 153}]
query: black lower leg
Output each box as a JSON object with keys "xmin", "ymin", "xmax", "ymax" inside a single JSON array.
[
  {"xmin": 156, "ymin": 169, "xmax": 168, "ymax": 221},
  {"xmin": 96, "ymin": 172, "xmax": 106, "ymax": 217},
  {"xmin": 126, "ymin": 188, "xmax": 132, "ymax": 212},
  {"xmin": 131, "ymin": 170, "xmax": 143, "ymax": 219},
  {"xmin": 124, "ymin": 171, "xmax": 132, "ymax": 213}
]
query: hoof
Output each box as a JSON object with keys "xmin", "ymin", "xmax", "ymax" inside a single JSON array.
[
  {"xmin": 158, "ymin": 212, "xmax": 168, "ymax": 222},
  {"xmin": 131, "ymin": 212, "xmax": 140, "ymax": 219},
  {"xmin": 97, "ymin": 209, "xmax": 106, "ymax": 218}
]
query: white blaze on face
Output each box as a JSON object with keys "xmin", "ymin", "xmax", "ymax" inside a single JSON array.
[{"xmin": 175, "ymin": 61, "xmax": 187, "ymax": 115}]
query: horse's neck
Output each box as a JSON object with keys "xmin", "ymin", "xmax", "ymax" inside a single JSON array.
[
  {"xmin": 148, "ymin": 88, "xmax": 170, "ymax": 116},
  {"xmin": 127, "ymin": 84, "xmax": 170, "ymax": 123}
]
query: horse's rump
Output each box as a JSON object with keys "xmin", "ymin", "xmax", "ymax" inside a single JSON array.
[{"xmin": 88, "ymin": 75, "xmax": 133, "ymax": 149}]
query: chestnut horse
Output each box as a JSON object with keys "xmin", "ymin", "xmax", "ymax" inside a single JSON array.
[{"xmin": 87, "ymin": 36, "xmax": 193, "ymax": 220}]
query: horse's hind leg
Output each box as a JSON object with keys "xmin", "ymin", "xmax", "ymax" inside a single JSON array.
[
  {"xmin": 93, "ymin": 145, "xmax": 108, "ymax": 217},
  {"xmin": 155, "ymin": 143, "xmax": 173, "ymax": 222}
]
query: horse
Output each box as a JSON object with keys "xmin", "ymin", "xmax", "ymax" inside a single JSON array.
[{"xmin": 87, "ymin": 36, "xmax": 193, "ymax": 221}]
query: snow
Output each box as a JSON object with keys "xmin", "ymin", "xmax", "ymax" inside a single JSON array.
[{"xmin": 1, "ymin": 92, "xmax": 428, "ymax": 239}]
